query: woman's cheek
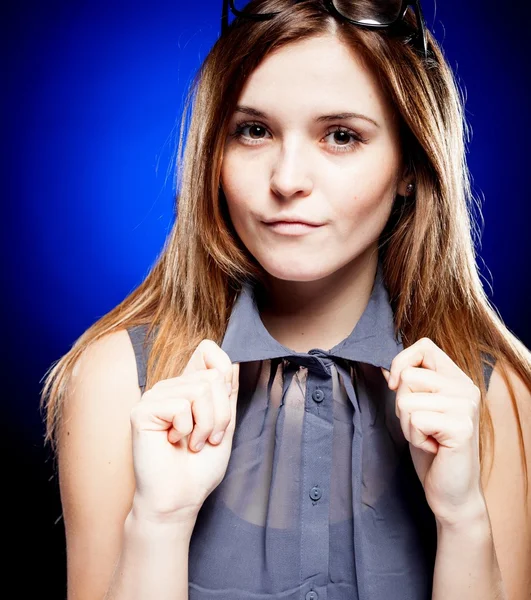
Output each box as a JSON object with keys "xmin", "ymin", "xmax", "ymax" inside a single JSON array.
[{"xmin": 332, "ymin": 186, "xmax": 396, "ymax": 243}]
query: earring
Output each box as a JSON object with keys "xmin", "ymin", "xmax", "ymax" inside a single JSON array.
[{"xmin": 405, "ymin": 183, "xmax": 415, "ymax": 196}]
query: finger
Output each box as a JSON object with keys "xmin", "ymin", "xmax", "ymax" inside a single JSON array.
[
  {"xmin": 152, "ymin": 368, "xmax": 224, "ymax": 389},
  {"xmin": 213, "ymin": 363, "xmax": 241, "ymax": 444},
  {"xmin": 145, "ymin": 372, "xmax": 233, "ymax": 450},
  {"xmin": 395, "ymin": 397, "xmax": 443, "ymax": 451},
  {"xmin": 173, "ymin": 363, "xmax": 240, "ymax": 449},
  {"xmin": 396, "ymin": 392, "xmax": 470, "ymax": 419},
  {"xmin": 182, "ymin": 340, "xmax": 233, "ymax": 383},
  {"xmin": 410, "ymin": 411, "xmax": 474, "ymax": 449},
  {"xmin": 396, "ymin": 393, "xmax": 471, "ymax": 450},
  {"xmin": 397, "ymin": 402, "xmax": 412, "ymax": 445},
  {"xmin": 396, "ymin": 366, "xmax": 474, "ymax": 398},
  {"xmin": 388, "ymin": 338, "xmax": 463, "ymax": 389},
  {"xmin": 227, "ymin": 363, "xmax": 240, "ymax": 430},
  {"xmin": 409, "ymin": 415, "xmax": 439, "ymax": 454},
  {"xmin": 214, "ymin": 363, "xmax": 241, "ymax": 446},
  {"xmin": 182, "ymin": 341, "xmax": 234, "ymax": 413},
  {"xmin": 131, "ymin": 396, "xmax": 193, "ymax": 438},
  {"xmin": 231, "ymin": 363, "xmax": 240, "ymax": 397},
  {"xmin": 148, "ymin": 375, "xmax": 232, "ymax": 447},
  {"xmin": 207, "ymin": 375, "xmax": 233, "ymax": 446},
  {"xmin": 146, "ymin": 376, "xmax": 224, "ymax": 403},
  {"xmin": 188, "ymin": 392, "xmax": 216, "ymax": 452},
  {"xmin": 168, "ymin": 401, "xmax": 194, "ymax": 444},
  {"xmin": 395, "ymin": 366, "xmax": 445, "ymax": 394}
]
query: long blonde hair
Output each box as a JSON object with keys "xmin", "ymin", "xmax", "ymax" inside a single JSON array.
[{"xmin": 41, "ymin": 0, "xmax": 531, "ymax": 498}]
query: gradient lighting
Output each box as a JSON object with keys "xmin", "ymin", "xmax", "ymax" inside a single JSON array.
[{"xmin": 4, "ymin": 1, "xmax": 529, "ymax": 595}]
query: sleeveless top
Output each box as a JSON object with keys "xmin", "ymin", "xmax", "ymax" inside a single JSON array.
[{"xmin": 127, "ymin": 262, "xmax": 495, "ymax": 600}]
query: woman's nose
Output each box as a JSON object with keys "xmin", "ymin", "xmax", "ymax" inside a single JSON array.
[{"xmin": 269, "ymin": 143, "xmax": 313, "ymax": 199}]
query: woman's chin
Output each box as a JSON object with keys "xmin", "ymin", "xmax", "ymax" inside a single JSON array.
[{"xmin": 259, "ymin": 259, "xmax": 330, "ymax": 283}]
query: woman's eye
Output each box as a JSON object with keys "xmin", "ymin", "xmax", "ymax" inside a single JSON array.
[
  {"xmin": 231, "ymin": 122, "xmax": 269, "ymax": 143},
  {"xmin": 327, "ymin": 129, "xmax": 353, "ymax": 145},
  {"xmin": 323, "ymin": 128, "xmax": 364, "ymax": 152},
  {"xmin": 246, "ymin": 124, "xmax": 268, "ymax": 139},
  {"xmin": 230, "ymin": 121, "xmax": 364, "ymax": 152}
]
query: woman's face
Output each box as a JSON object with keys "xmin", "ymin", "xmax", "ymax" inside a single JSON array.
[{"xmin": 221, "ymin": 34, "xmax": 408, "ymax": 283}]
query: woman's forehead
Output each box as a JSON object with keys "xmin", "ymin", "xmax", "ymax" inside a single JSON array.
[{"xmin": 235, "ymin": 35, "xmax": 394, "ymax": 126}]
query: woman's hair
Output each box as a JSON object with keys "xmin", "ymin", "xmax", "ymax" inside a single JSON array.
[{"xmin": 41, "ymin": 0, "xmax": 531, "ymax": 497}]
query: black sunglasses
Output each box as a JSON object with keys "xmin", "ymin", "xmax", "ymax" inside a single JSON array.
[{"xmin": 221, "ymin": 0, "xmax": 428, "ymax": 59}]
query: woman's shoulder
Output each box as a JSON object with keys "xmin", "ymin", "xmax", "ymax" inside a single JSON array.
[
  {"xmin": 72, "ymin": 328, "xmax": 140, "ymax": 384},
  {"xmin": 63, "ymin": 329, "xmax": 144, "ymax": 427},
  {"xmin": 70, "ymin": 324, "xmax": 156, "ymax": 392}
]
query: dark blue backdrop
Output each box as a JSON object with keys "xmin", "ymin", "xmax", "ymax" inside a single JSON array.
[{"xmin": 4, "ymin": 0, "xmax": 529, "ymax": 593}]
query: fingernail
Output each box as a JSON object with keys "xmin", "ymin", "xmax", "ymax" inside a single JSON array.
[
  {"xmin": 195, "ymin": 442, "xmax": 205, "ymax": 451},
  {"xmin": 211, "ymin": 431, "xmax": 224, "ymax": 444},
  {"xmin": 226, "ymin": 382, "xmax": 232, "ymax": 394}
]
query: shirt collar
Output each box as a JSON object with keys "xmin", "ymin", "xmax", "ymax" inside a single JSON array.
[{"xmin": 221, "ymin": 260, "xmax": 403, "ymax": 371}]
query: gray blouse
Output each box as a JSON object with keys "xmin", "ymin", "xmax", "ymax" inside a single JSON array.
[{"xmin": 127, "ymin": 261, "xmax": 494, "ymax": 600}]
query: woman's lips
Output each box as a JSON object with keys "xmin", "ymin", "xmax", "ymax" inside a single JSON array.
[{"xmin": 263, "ymin": 221, "xmax": 324, "ymax": 236}]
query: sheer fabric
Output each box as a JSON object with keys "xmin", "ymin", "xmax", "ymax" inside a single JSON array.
[
  {"xmin": 188, "ymin": 261, "xmax": 436, "ymax": 600},
  {"xmin": 127, "ymin": 260, "xmax": 495, "ymax": 600}
]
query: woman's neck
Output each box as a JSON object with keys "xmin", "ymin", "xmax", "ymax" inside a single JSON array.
[{"xmin": 257, "ymin": 248, "xmax": 379, "ymax": 353}]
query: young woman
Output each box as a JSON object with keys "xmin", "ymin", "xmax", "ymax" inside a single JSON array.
[{"xmin": 41, "ymin": 1, "xmax": 531, "ymax": 599}]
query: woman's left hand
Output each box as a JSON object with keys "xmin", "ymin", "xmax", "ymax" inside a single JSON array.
[{"xmin": 381, "ymin": 337, "xmax": 487, "ymax": 526}]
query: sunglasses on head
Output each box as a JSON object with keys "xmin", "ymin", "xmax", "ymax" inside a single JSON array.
[{"xmin": 221, "ymin": 0, "xmax": 429, "ymax": 59}]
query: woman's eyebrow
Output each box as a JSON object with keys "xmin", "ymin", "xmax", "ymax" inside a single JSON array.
[{"xmin": 234, "ymin": 105, "xmax": 380, "ymax": 128}]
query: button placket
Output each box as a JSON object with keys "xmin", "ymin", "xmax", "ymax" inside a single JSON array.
[{"xmin": 300, "ymin": 364, "xmax": 333, "ymax": 600}]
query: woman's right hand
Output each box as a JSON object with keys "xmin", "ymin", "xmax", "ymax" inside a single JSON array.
[{"xmin": 129, "ymin": 339, "xmax": 240, "ymax": 524}]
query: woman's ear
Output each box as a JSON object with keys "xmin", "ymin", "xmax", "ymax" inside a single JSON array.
[
  {"xmin": 397, "ymin": 166, "xmax": 415, "ymax": 197},
  {"xmin": 397, "ymin": 179, "xmax": 415, "ymax": 197}
]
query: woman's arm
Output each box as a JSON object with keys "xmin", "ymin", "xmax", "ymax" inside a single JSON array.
[
  {"xmin": 59, "ymin": 329, "xmax": 192, "ymax": 599},
  {"xmin": 432, "ymin": 505, "xmax": 506, "ymax": 600},
  {"xmin": 104, "ymin": 509, "xmax": 195, "ymax": 600},
  {"xmin": 431, "ymin": 361, "xmax": 531, "ymax": 600}
]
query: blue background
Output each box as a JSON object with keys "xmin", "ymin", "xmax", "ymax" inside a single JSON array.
[{"xmin": 4, "ymin": 0, "xmax": 529, "ymax": 592}]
